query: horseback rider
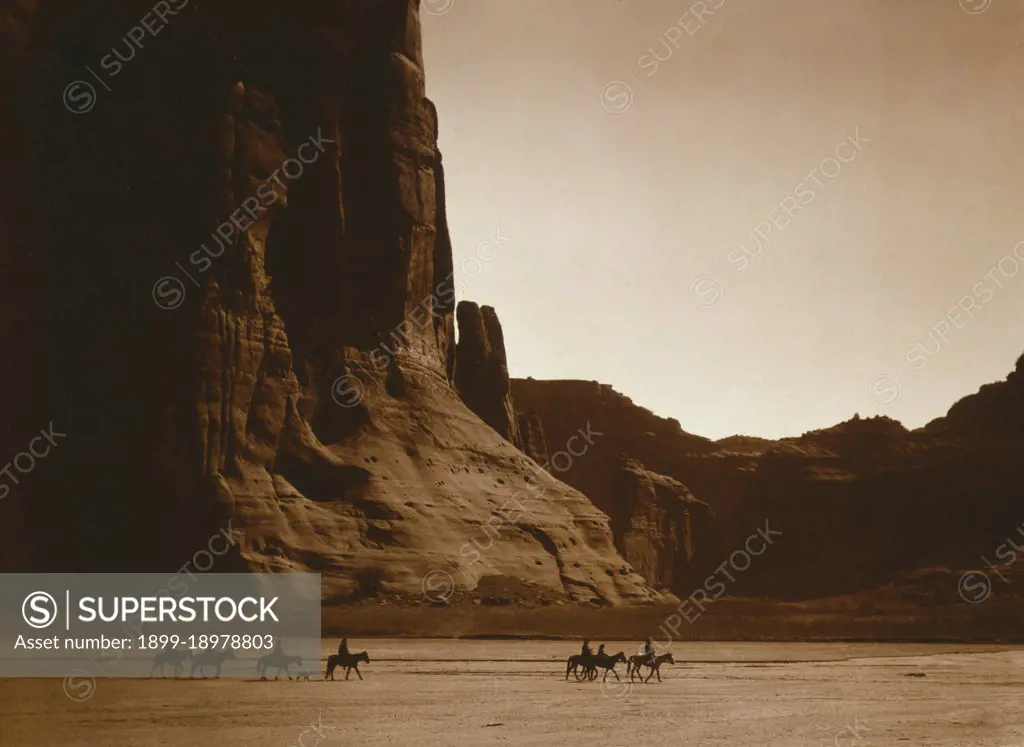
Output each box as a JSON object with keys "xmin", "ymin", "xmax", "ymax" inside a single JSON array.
[
  {"xmin": 597, "ymin": 644, "xmax": 606, "ymax": 658},
  {"xmin": 581, "ymin": 639, "xmax": 593, "ymax": 658},
  {"xmin": 338, "ymin": 638, "xmax": 350, "ymax": 658},
  {"xmin": 643, "ymin": 637, "xmax": 656, "ymax": 666}
]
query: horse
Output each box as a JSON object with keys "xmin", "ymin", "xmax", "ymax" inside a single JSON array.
[
  {"xmin": 325, "ymin": 651, "xmax": 370, "ymax": 681},
  {"xmin": 257, "ymin": 651, "xmax": 303, "ymax": 680},
  {"xmin": 565, "ymin": 653, "xmax": 594, "ymax": 681},
  {"xmin": 150, "ymin": 649, "xmax": 190, "ymax": 678},
  {"xmin": 189, "ymin": 648, "xmax": 235, "ymax": 679},
  {"xmin": 628, "ymin": 652, "xmax": 676, "ymax": 683},
  {"xmin": 591, "ymin": 651, "xmax": 628, "ymax": 682}
]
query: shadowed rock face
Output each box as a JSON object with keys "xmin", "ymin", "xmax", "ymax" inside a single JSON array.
[
  {"xmin": 0, "ymin": 0, "xmax": 657, "ymax": 605},
  {"xmin": 454, "ymin": 302, "xmax": 520, "ymax": 445},
  {"xmin": 517, "ymin": 409, "xmax": 549, "ymax": 465},
  {"xmin": 515, "ymin": 359, "xmax": 1024, "ymax": 601},
  {"xmin": 509, "ymin": 379, "xmax": 716, "ymax": 518},
  {"xmin": 610, "ymin": 457, "xmax": 718, "ymax": 595}
]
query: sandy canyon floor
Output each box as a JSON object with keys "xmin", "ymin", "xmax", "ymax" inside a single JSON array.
[{"xmin": 2, "ymin": 641, "xmax": 1024, "ymax": 746}]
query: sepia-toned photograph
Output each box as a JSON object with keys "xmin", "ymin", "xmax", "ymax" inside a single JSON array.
[{"xmin": 2, "ymin": 0, "xmax": 1024, "ymax": 744}]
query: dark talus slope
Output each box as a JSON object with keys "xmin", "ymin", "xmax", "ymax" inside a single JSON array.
[{"xmin": 0, "ymin": 0, "xmax": 656, "ymax": 605}]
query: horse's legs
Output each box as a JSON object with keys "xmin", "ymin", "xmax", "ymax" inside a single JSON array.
[
  {"xmin": 656, "ymin": 669, "xmax": 662, "ymax": 683},
  {"xmin": 344, "ymin": 667, "xmax": 351, "ymax": 681},
  {"xmin": 354, "ymin": 664, "xmax": 363, "ymax": 681}
]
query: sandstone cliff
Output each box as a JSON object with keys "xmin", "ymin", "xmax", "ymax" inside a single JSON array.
[
  {"xmin": 517, "ymin": 409, "xmax": 550, "ymax": 465},
  {"xmin": 509, "ymin": 379, "xmax": 716, "ymax": 517},
  {"xmin": 514, "ymin": 360, "xmax": 1024, "ymax": 600},
  {"xmin": 610, "ymin": 456, "xmax": 718, "ymax": 595},
  {"xmin": 0, "ymin": 0, "xmax": 656, "ymax": 605},
  {"xmin": 453, "ymin": 302, "xmax": 520, "ymax": 445}
]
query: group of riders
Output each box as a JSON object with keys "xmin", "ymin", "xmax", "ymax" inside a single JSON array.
[
  {"xmin": 567, "ymin": 637, "xmax": 673, "ymax": 683},
  {"xmin": 155, "ymin": 636, "xmax": 671, "ymax": 682},
  {"xmin": 581, "ymin": 637, "xmax": 655, "ymax": 664}
]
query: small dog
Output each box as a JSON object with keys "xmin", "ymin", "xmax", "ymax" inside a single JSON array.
[{"xmin": 295, "ymin": 670, "xmax": 312, "ymax": 681}]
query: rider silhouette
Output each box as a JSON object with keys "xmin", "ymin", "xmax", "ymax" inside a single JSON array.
[
  {"xmin": 581, "ymin": 639, "xmax": 593, "ymax": 658},
  {"xmin": 597, "ymin": 644, "xmax": 606, "ymax": 658},
  {"xmin": 338, "ymin": 638, "xmax": 349, "ymax": 657},
  {"xmin": 643, "ymin": 637, "xmax": 655, "ymax": 665}
]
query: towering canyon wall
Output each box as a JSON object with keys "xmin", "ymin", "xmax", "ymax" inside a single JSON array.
[
  {"xmin": 508, "ymin": 380, "xmax": 722, "ymax": 595},
  {"xmin": 514, "ymin": 361, "xmax": 1024, "ymax": 600},
  {"xmin": 0, "ymin": 0, "xmax": 656, "ymax": 605},
  {"xmin": 610, "ymin": 457, "xmax": 719, "ymax": 596},
  {"xmin": 509, "ymin": 379, "xmax": 716, "ymax": 516},
  {"xmin": 453, "ymin": 302, "xmax": 521, "ymax": 445}
]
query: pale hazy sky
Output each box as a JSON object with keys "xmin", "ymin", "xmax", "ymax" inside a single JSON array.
[{"xmin": 422, "ymin": 0, "xmax": 1024, "ymax": 440}]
